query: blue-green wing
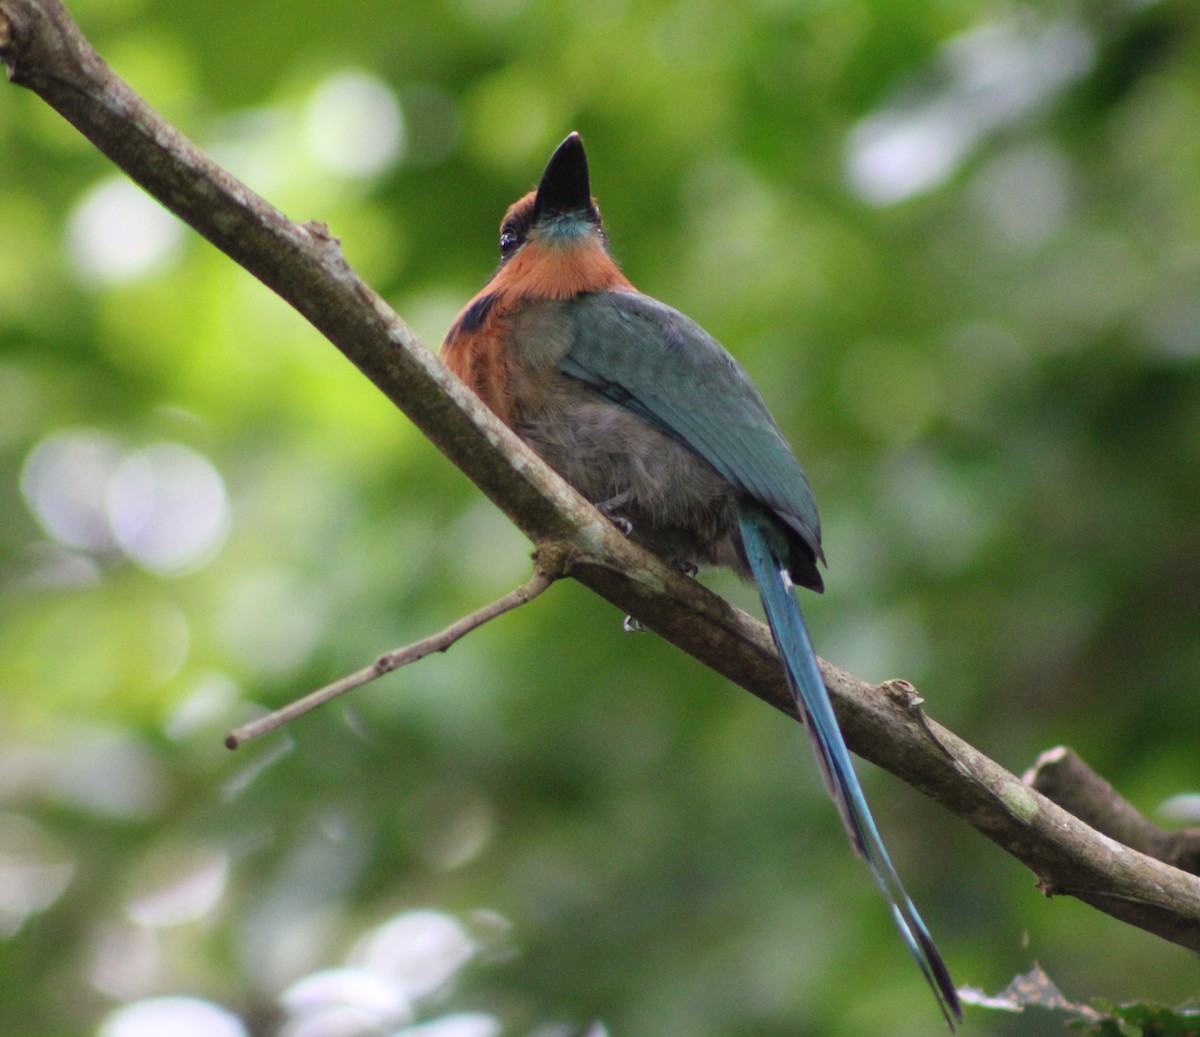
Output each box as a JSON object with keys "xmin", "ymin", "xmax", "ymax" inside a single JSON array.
[{"xmin": 559, "ymin": 290, "xmax": 823, "ymax": 561}]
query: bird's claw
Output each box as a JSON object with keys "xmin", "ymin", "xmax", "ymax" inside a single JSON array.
[
  {"xmin": 609, "ymin": 514, "xmax": 634, "ymax": 536},
  {"xmin": 595, "ymin": 491, "xmax": 635, "ymax": 536}
]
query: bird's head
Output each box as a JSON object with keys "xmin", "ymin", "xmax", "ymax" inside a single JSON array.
[{"xmin": 497, "ymin": 133, "xmax": 607, "ymax": 264}]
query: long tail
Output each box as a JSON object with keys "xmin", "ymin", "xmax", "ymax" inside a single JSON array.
[{"xmin": 738, "ymin": 504, "xmax": 961, "ymax": 1029}]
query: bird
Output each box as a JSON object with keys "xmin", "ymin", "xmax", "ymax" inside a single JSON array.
[{"xmin": 442, "ymin": 131, "xmax": 961, "ymax": 1027}]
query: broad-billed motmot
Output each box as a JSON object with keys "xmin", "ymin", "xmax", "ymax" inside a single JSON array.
[{"xmin": 443, "ymin": 132, "xmax": 961, "ymax": 1027}]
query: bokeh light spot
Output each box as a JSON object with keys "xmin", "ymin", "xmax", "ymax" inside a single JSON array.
[
  {"xmin": 395, "ymin": 1014, "xmax": 502, "ymax": 1037},
  {"xmin": 351, "ymin": 910, "xmax": 476, "ymax": 1000},
  {"xmin": 280, "ymin": 967, "xmax": 413, "ymax": 1027},
  {"xmin": 0, "ymin": 814, "xmax": 74, "ymax": 937},
  {"xmin": 1159, "ymin": 794, "xmax": 1200, "ymax": 824},
  {"xmin": 21, "ymin": 431, "xmax": 230, "ymax": 576},
  {"xmin": 305, "ymin": 71, "xmax": 405, "ymax": 179},
  {"xmin": 846, "ymin": 16, "xmax": 1094, "ymax": 205},
  {"xmin": 66, "ymin": 177, "xmax": 184, "ymax": 284},
  {"xmin": 88, "ymin": 922, "xmax": 160, "ymax": 1000},
  {"xmin": 98, "ymin": 997, "xmax": 246, "ymax": 1037},
  {"xmin": 127, "ymin": 849, "xmax": 230, "ymax": 928},
  {"xmin": 21, "ymin": 428, "xmax": 125, "ymax": 553},
  {"xmin": 48, "ymin": 727, "xmax": 169, "ymax": 820},
  {"xmin": 108, "ymin": 441, "xmax": 231, "ymax": 576},
  {"xmin": 971, "ymin": 142, "xmax": 1071, "ymax": 250}
]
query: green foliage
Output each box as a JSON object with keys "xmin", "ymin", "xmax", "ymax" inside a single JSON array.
[{"xmin": 2, "ymin": 0, "xmax": 1200, "ymax": 1035}]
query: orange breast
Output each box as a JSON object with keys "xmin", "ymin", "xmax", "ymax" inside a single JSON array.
[
  {"xmin": 442, "ymin": 234, "xmax": 633, "ymax": 428},
  {"xmin": 495, "ymin": 237, "xmax": 632, "ymax": 301},
  {"xmin": 443, "ymin": 302, "xmax": 514, "ymax": 425}
]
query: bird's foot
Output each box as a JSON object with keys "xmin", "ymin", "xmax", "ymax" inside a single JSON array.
[
  {"xmin": 595, "ymin": 491, "xmax": 635, "ymax": 536},
  {"xmin": 609, "ymin": 515, "xmax": 634, "ymax": 536}
]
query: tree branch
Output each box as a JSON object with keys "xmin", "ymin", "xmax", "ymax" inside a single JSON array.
[
  {"xmin": 1027, "ymin": 747, "xmax": 1200, "ymax": 876},
  {"xmin": 5, "ymin": 0, "xmax": 1200, "ymax": 951},
  {"xmin": 224, "ymin": 559, "xmax": 561, "ymax": 750}
]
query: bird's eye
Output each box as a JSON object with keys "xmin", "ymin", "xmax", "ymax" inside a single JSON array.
[{"xmin": 499, "ymin": 229, "xmax": 520, "ymax": 259}]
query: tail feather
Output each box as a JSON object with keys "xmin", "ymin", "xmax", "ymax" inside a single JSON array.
[{"xmin": 738, "ymin": 504, "xmax": 961, "ymax": 1029}]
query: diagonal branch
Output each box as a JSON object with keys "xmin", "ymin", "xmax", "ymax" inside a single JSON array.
[{"xmin": 4, "ymin": 0, "xmax": 1199, "ymax": 951}]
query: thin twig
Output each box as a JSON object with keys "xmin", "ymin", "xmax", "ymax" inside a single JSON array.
[{"xmin": 225, "ymin": 566, "xmax": 556, "ymax": 749}]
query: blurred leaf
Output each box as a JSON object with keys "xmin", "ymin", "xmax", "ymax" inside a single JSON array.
[{"xmin": 964, "ymin": 963, "xmax": 1200, "ymax": 1037}]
